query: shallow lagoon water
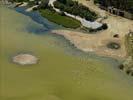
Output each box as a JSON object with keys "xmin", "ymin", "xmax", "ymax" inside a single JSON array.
[
  {"xmin": 1, "ymin": 6, "xmax": 133, "ymax": 100},
  {"xmin": 15, "ymin": 7, "xmax": 62, "ymax": 34}
]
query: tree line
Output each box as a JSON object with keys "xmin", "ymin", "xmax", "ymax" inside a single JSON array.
[
  {"xmin": 95, "ymin": 0, "xmax": 133, "ymax": 13},
  {"xmin": 54, "ymin": 0, "xmax": 97, "ymax": 21}
]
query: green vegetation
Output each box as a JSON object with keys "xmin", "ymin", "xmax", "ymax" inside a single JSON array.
[
  {"xmin": 54, "ymin": 0, "xmax": 97, "ymax": 21},
  {"xmin": 39, "ymin": 9, "xmax": 81, "ymax": 28},
  {"xmin": 9, "ymin": 0, "xmax": 29, "ymax": 2},
  {"xmin": 94, "ymin": 0, "xmax": 99, "ymax": 4},
  {"xmin": 96, "ymin": 0, "xmax": 133, "ymax": 13},
  {"xmin": 125, "ymin": 32, "xmax": 133, "ymax": 57},
  {"xmin": 11, "ymin": 0, "xmax": 81, "ymax": 28},
  {"xmin": 119, "ymin": 32, "xmax": 133, "ymax": 76},
  {"xmin": 107, "ymin": 42, "xmax": 120, "ymax": 49},
  {"xmin": 38, "ymin": 0, "xmax": 49, "ymax": 9}
]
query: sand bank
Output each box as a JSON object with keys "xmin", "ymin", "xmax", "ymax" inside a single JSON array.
[
  {"xmin": 51, "ymin": 29, "xmax": 126, "ymax": 59},
  {"xmin": 13, "ymin": 54, "xmax": 38, "ymax": 65}
]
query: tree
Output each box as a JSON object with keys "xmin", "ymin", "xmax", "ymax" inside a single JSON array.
[
  {"xmin": 58, "ymin": 0, "xmax": 66, "ymax": 4},
  {"xmin": 39, "ymin": 0, "xmax": 49, "ymax": 9}
]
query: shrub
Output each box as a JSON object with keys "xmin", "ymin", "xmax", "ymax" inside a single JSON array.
[
  {"xmin": 107, "ymin": 42, "xmax": 121, "ymax": 49},
  {"xmin": 119, "ymin": 64, "xmax": 124, "ymax": 70},
  {"xmin": 102, "ymin": 23, "xmax": 108, "ymax": 29},
  {"xmin": 33, "ymin": 7, "xmax": 38, "ymax": 11},
  {"xmin": 54, "ymin": 0, "xmax": 97, "ymax": 21},
  {"xmin": 59, "ymin": 11, "xmax": 66, "ymax": 16},
  {"xmin": 94, "ymin": 0, "xmax": 99, "ymax": 4}
]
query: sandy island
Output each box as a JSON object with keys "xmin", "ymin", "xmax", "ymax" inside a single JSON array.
[{"xmin": 13, "ymin": 54, "xmax": 38, "ymax": 65}]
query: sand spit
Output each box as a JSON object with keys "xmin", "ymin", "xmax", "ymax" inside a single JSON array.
[
  {"xmin": 13, "ymin": 54, "xmax": 38, "ymax": 65},
  {"xmin": 51, "ymin": 29, "xmax": 127, "ymax": 59}
]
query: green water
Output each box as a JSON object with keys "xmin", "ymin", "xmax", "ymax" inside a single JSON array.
[{"xmin": 0, "ymin": 6, "xmax": 133, "ymax": 100}]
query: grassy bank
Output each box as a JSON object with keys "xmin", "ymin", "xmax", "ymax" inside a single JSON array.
[
  {"xmin": 126, "ymin": 33, "xmax": 133, "ymax": 57},
  {"xmin": 39, "ymin": 9, "xmax": 81, "ymax": 28},
  {"xmin": 120, "ymin": 33, "xmax": 133, "ymax": 75}
]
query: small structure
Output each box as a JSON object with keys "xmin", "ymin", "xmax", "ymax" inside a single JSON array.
[
  {"xmin": 107, "ymin": 6, "xmax": 133, "ymax": 19},
  {"xmin": 99, "ymin": 5, "xmax": 133, "ymax": 19}
]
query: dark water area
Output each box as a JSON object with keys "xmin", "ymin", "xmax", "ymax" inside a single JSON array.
[{"xmin": 15, "ymin": 7, "xmax": 63, "ymax": 34}]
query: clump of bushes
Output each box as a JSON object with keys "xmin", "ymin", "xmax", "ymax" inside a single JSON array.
[
  {"xmin": 59, "ymin": 11, "xmax": 66, "ymax": 16},
  {"xmin": 11, "ymin": 0, "xmax": 29, "ymax": 2},
  {"xmin": 107, "ymin": 42, "xmax": 120, "ymax": 49},
  {"xmin": 119, "ymin": 64, "xmax": 124, "ymax": 70},
  {"xmin": 119, "ymin": 56, "xmax": 133, "ymax": 76},
  {"xmin": 38, "ymin": 0, "xmax": 49, "ymax": 9},
  {"xmin": 94, "ymin": 0, "xmax": 99, "ymax": 4},
  {"xmin": 101, "ymin": 23, "xmax": 108, "ymax": 29},
  {"xmin": 54, "ymin": 0, "xmax": 97, "ymax": 21},
  {"xmin": 33, "ymin": 7, "xmax": 38, "ymax": 11}
]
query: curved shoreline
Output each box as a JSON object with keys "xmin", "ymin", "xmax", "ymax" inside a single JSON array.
[
  {"xmin": 14, "ymin": 5, "xmax": 128, "ymax": 60},
  {"xmin": 49, "ymin": 0, "xmax": 133, "ymax": 60},
  {"xmin": 51, "ymin": 29, "xmax": 126, "ymax": 60},
  {"xmin": 13, "ymin": 5, "xmax": 122, "ymax": 65},
  {"xmin": 5, "ymin": 1, "xmax": 132, "ymax": 60}
]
